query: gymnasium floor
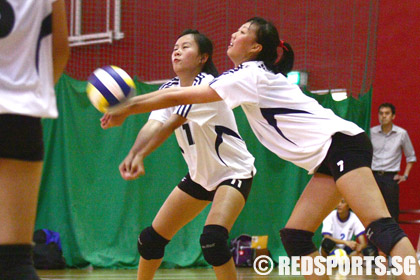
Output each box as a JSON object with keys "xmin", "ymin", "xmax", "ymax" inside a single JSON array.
[{"xmin": 37, "ymin": 268, "xmax": 395, "ymax": 280}]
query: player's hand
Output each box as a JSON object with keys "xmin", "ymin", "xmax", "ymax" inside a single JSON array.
[
  {"xmin": 119, "ymin": 153, "xmax": 145, "ymax": 180},
  {"xmin": 100, "ymin": 111, "xmax": 129, "ymax": 129},
  {"xmin": 345, "ymin": 241, "xmax": 357, "ymax": 250},
  {"xmin": 127, "ymin": 154, "xmax": 146, "ymax": 178},
  {"xmin": 355, "ymin": 243, "xmax": 364, "ymax": 253},
  {"xmin": 119, "ymin": 153, "xmax": 135, "ymax": 180}
]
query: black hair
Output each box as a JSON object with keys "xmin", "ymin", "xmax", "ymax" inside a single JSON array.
[
  {"xmin": 246, "ymin": 17, "xmax": 294, "ymax": 77},
  {"xmin": 378, "ymin": 103, "xmax": 396, "ymax": 115},
  {"xmin": 178, "ymin": 29, "xmax": 219, "ymax": 77}
]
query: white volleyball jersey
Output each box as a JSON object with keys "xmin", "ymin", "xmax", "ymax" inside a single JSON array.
[
  {"xmin": 209, "ymin": 61, "xmax": 364, "ymax": 174},
  {"xmin": 148, "ymin": 78, "xmax": 180, "ymax": 122},
  {"xmin": 149, "ymin": 73, "xmax": 256, "ymax": 191},
  {"xmin": 0, "ymin": 0, "xmax": 57, "ymax": 118},
  {"xmin": 321, "ymin": 210, "xmax": 365, "ymax": 248}
]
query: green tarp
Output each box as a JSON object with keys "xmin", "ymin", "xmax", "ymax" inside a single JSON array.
[{"xmin": 35, "ymin": 74, "xmax": 371, "ymax": 268}]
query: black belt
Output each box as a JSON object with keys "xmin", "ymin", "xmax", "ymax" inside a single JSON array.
[{"xmin": 373, "ymin": 171, "xmax": 397, "ymax": 176}]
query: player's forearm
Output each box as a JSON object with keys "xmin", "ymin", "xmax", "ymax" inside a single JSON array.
[
  {"xmin": 124, "ymin": 88, "xmax": 189, "ymax": 115},
  {"xmin": 324, "ymin": 235, "xmax": 346, "ymax": 245},
  {"xmin": 52, "ymin": 0, "xmax": 70, "ymax": 84},
  {"xmin": 123, "ymin": 84, "xmax": 221, "ymax": 116},
  {"xmin": 128, "ymin": 120, "xmax": 162, "ymax": 155},
  {"xmin": 137, "ymin": 121, "xmax": 178, "ymax": 159},
  {"xmin": 357, "ymin": 236, "xmax": 367, "ymax": 250}
]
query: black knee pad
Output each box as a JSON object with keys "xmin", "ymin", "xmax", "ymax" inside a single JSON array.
[
  {"xmin": 321, "ymin": 238, "xmax": 336, "ymax": 255},
  {"xmin": 366, "ymin": 217, "xmax": 406, "ymax": 255},
  {"xmin": 137, "ymin": 226, "xmax": 170, "ymax": 260},
  {"xmin": 279, "ymin": 228, "xmax": 317, "ymax": 257},
  {"xmin": 199, "ymin": 225, "xmax": 231, "ymax": 266}
]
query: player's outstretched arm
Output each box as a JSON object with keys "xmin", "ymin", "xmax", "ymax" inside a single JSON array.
[
  {"xmin": 101, "ymin": 84, "xmax": 221, "ymax": 129},
  {"xmin": 119, "ymin": 120, "xmax": 163, "ymax": 179},
  {"xmin": 127, "ymin": 84, "xmax": 221, "ymax": 113},
  {"xmin": 120, "ymin": 114, "xmax": 186, "ymax": 180}
]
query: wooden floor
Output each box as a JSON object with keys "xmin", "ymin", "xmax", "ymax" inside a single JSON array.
[{"xmin": 37, "ymin": 268, "xmax": 396, "ymax": 280}]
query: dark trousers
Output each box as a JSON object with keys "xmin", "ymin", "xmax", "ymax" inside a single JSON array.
[{"xmin": 373, "ymin": 171, "xmax": 400, "ymax": 222}]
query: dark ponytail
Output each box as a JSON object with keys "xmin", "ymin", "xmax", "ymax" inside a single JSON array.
[
  {"xmin": 276, "ymin": 41, "xmax": 294, "ymax": 77},
  {"xmin": 178, "ymin": 29, "xmax": 219, "ymax": 77},
  {"xmin": 247, "ymin": 17, "xmax": 294, "ymax": 77}
]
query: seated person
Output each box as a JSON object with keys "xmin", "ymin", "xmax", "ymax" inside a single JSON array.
[{"xmin": 320, "ymin": 199, "xmax": 367, "ymax": 257}]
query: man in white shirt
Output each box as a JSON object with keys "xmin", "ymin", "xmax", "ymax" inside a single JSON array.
[{"xmin": 370, "ymin": 103, "xmax": 417, "ymax": 221}]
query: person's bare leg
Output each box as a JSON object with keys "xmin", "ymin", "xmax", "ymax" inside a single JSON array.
[
  {"xmin": 336, "ymin": 167, "xmax": 420, "ymax": 279},
  {"xmin": 284, "ymin": 173, "xmax": 342, "ymax": 280},
  {"xmin": 285, "ymin": 173, "xmax": 341, "ymax": 232},
  {"xmin": 0, "ymin": 158, "xmax": 43, "ymax": 244},
  {"xmin": 204, "ymin": 185, "xmax": 246, "ymax": 280},
  {"xmin": 137, "ymin": 187, "xmax": 209, "ymax": 280},
  {"xmin": 0, "ymin": 158, "xmax": 43, "ymax": 279},
  {"xmin": 137, "ymin": 258, "xmax": 162, "ymax": 280}
]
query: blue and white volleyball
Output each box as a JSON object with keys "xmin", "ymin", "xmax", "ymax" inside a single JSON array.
[
  {"xmin": 327, "ymin": 248, "xmax": 349, "ymax": 267},
  {"xmin": 87, "ymin": 65, "xmax": 136, "ymax": 113},
  {"xmin": 332, "ymin": 248, "xmax": 348, "ymax": 258}
]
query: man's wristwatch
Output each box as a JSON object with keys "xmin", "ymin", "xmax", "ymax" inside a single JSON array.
[{"xmin": 403, "ymin": 175, "xmax": 408, "ymax": 180}]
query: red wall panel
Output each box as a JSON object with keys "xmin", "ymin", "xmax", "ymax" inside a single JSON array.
[
  {"xmin": 373, "ymin": 0, "xmax": 420, "ymax": 245},
  {"xmin": 65, "ymin": 0, "xmax": 376, "ymax": 95}
]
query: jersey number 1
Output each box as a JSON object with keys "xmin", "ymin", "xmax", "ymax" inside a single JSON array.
[
  {"xmin": 182, "ymin": 123, "xmax": 195, "ymax": 146},
  {"xmin": 337, "ymin": 160, "xmax": 344, "ymax": 172}
]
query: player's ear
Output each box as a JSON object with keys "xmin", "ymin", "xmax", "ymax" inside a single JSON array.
[
  {"xmin": 200, "ymin": 53, "xmax": 209, "ymax": 65},
  {"xmin": 250, "ymin": 43, "xmax": 262, "ymax": 56}
]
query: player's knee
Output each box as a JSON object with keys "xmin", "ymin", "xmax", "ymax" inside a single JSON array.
[
  {"xmin": 280, "ymin": 228, "xmax": 317, "ymax": 256},
  {"xmin": 365, "ymin": 217, "xmax": 406, "ymax": 255},
  {"xmin": 321, "ymin": 238, "xmax": 336, "ymax": 255},
  {"xmin": 137, "ymin": 226, "xmax": 170, "ymax": 260},
  {"xmin": 200, "ymin": 225, "xmax": 231, "ymax": 266}
]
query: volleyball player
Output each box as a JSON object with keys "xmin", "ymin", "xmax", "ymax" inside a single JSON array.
[
  {"xmin": 320, "ymin": 199, "xmax": 366, "ymax": 257},
  {"xmin": 0, "ymin": 1, "xmax": 69, "ymax": 279},
  {"xmin": 111, "ymin": 30, "xmax": 256, "ymax": 280},
  {"xmin": 102, "ymin": 17, "xmax": 420, "ymax": 279}
]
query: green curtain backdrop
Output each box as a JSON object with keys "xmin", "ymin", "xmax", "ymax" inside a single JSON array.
[{"xmin": 35, "ymin": 74, "xmax": 372, "ymax": 268}]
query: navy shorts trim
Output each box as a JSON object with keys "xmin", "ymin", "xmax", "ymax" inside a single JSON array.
[
  {"xmin": 177, "ymin": 173, "xmax": 253, "ymax": 201},
  {"xmin": 316, "ymin": 132, "xmax": 373, "ymax": 181},
  {"xmin": 0, "ymin": 114, "xmax": 44, "ymax": 161}
]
